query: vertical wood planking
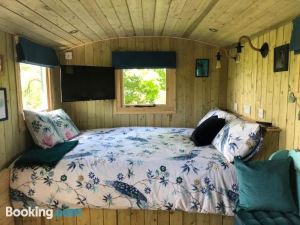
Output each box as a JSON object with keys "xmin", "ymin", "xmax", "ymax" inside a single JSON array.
[
  {"xmin": 227, "ymin": 21, "xmax": 300, "ymax": 150},
  {"xmin": 0, "ymin": 31, "xmax": 32, "ymax": 169},
  {"xmin": 56, "ymin": 37, "xmax": 227, "ymax": 129}
]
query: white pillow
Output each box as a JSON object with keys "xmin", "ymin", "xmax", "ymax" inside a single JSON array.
[
  {"xmin": 48, "ymin": 109, "xmax": 80, "ymax": 141},
  {"xmin": 198, "ymin": 108, "xmax": 237, "ymax": 126},
  {"xmin": 23, "ymin": 110, "xmax": 64, "ymax": 149},
  {"xmin": 212, "ymin": 119, "xmax": 262, "ymax": 162}
]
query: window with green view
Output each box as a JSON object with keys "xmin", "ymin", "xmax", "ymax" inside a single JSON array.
[
  {"xmin": 19, "ymin": 63, "xmax": 49, "ymax": 111},
  {"xmin": 123, "ymin": 68, "xmax": 167, "ymax": 106}
]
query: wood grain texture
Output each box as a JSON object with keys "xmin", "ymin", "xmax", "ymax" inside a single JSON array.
[
  {"xmin": 227, "ymin": 22, "xmax": 300, "ymax": 150},
  {"xmin": 0, "ymin": 31, "xmax": 32, "ymax": 170},
  {"xmin": 56, "ymin": 37, "xmax": 228, "ymax": 129},
  {"xmin": 14, "ymin": 208, "xmax": 236, "ymax": 225},
  {"xmin": 0, "ymin": 0, "xmax": 299, "ymax": 48},
  {"xmin": 0, "ymin": 169, "xmax": 14, "ymax": 225}
]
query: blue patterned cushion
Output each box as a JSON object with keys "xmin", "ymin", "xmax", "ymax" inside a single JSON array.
[
  {"xmin": 235, "ymin": 210, "xmax": 300, "ymax": 225},
  {"xmin": 197, "ymin": 108, "xmax": 237, "ymax": 126},
  {"xmin": 212, "ymin": 119, "xmax": 262, "ymax": 162}
]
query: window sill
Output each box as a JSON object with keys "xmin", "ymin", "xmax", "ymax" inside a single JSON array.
[{"xmin": 113, "ymin": 105, "xmax": 176, "ymax": 114}]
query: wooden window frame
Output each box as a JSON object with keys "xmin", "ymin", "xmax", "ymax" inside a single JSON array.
[{"xmin": 114, "ymin": 69, "xmax": 176, "ymax": 114}]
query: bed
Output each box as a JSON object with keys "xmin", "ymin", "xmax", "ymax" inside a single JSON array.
[{"xmin": 10, "ymin": 127, "xmax": 239, "ymax": 216}]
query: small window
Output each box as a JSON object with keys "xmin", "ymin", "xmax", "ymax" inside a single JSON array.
[
  {"xmin": 115, "ymin": 68, "xmax": 176, "ymax": 114},
  {"xmin": 19, "ymin": 63, "xmax": 50, "ymax": 111}
]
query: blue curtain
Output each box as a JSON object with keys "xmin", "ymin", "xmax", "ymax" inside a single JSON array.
[
  {"xmin": 290, "ymin": 17, "xmax": 300, "ymax": 54},
  {"xmin": 16, "ymin": 37, "xmax": 59, "ymax": 67},
  {"xmin": 112, "ymin": 51, "xmax": 176, "ymax": 69}
]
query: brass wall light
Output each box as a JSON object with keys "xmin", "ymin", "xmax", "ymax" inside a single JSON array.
[
  {"xmin": 235, "ymin": 35, "xmax": 269, "ymax": 63},
  {"xmin": 215, "ymin": 48, "xmax": 236, "ymax": 69}
]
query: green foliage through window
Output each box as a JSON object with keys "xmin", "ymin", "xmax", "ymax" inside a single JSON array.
[
  {"xmin": 123, "ymin": 69, "xmax": 167, "ymax": 105},
  {"xmin": 20, "ymin": 63, "xmax": 49, "ymax": 111}
]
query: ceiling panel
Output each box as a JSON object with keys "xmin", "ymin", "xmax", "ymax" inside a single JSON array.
[{"xmin": 0, "ymin": 0, "xmax": 298, "ymax": 49}]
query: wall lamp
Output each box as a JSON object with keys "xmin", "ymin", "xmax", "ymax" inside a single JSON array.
[
  {"xmin": 215, "ymin": 48, "xmax": 236, "ymax": 69},
  {"xmin": 235, "ymin": 35, "xmax": 269, "ymax": 63}
]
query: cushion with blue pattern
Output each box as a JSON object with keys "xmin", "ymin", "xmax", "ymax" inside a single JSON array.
[{"xmin": 212, "ymin": 119, "xmax": 262, "ymax": 162}]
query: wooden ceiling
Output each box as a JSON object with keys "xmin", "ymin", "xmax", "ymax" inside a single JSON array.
[{"xmin": 0, "ymin": 0, "xmax": 299, "ymax": 49}]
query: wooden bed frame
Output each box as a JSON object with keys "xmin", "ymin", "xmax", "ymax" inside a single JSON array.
[{"xmin": 0, "ymin": 125, "xmax": 280, "ymax": 225}]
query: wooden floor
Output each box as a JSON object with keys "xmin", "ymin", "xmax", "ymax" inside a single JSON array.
[{"xmin": 15, "ymin": 208, "xmax": 234, "ymax": 225}]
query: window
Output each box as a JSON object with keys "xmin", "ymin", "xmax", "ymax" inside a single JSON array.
[
  {"xmin": 19, "ymin": 63, "xmax": 51, "ymax": 111},
  {"xmin": 115, "ymin": 68, "xmax": 176, "ymax": 114}
]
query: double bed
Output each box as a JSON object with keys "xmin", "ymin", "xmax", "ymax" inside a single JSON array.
[{"xmin": 10, "ymin": 127, "xmax": 238, "ymax": 216}]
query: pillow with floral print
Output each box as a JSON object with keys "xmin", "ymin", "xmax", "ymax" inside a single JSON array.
[
  {"xmin": 48, "ymin": 109, "xmax": 80, "ymax": 141},
  {"xmin": 23, "ymin": 110, "xmax": 64, "ymax": 149},
  {"xmin": 197, "ymin": 108, "xmax": 237, "ymax": 126},
  {"xmin": 212, "ymin": 119, "xmax": 263, "ymax": 162}
]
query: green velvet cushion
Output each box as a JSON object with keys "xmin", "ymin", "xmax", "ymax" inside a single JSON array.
[
  {"xmin": 14, "ymin": 140, "xmax": 78, "ymax": 168},
  {"xmin": 235, "ymin": 210, "xmax": 300, "ymax": 225},
  {"xmin": 234, "ymin": 157, "xmax": 298, "ymax": 213}
]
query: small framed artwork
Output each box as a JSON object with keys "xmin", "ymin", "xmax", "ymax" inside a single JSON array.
[
  {"xmin": 0, "ymin": 55, "xmax": 3, "ymax": 72},
  {"xmin": 195, "ymin": 59, "xmax": 209, "ymax": 77},
  {"xmin": 274, "ymin": 44, "xmax": 289, "ymax": 72},
  {"xmin": 0, "ymin": 88, "xmax": 8, "ymax": 121}
]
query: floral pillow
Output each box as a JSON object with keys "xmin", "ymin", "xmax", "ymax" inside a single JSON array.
[
  {"xmin": 212, "ymin": 119, "xmax": 262, "ymax": 162},
  {"xmin": 23, "ymin": 110, "xmax": 64, "ymax": 149},
  {"xmin": 48, "ymin": 109, "xmax": 80, "ymax": 141},
  {"xmin": 197, "ymin": 108, "xmax": 237, "ymax": 126}
]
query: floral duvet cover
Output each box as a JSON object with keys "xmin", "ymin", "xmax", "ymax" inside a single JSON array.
[{"xmin": 10, "ymin": 127, "xmax": 239, "ymax": 216}]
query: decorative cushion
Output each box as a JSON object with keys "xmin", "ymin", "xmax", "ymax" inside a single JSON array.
[
  {"xmin": 197, "ymin": 108, "xmax": 237, "ymax": 126},
  {"xmin": 212, "ymin": 119, "xmax": 262, "ymax": 162},
  {"xmin": 190, "ymin": 116, "xmax": 225, "ymax": 146},
  {"xmin": 23, "ymin": 110, "xmax": 64, "ymax": 149},
  {"xmin": 48, "ymin": 109, "xmax": 80, "ymax": 141},
  {"xmin": 235, "ymin": 210, "xmax": 300, "ymax": 225},
  {"xmin": 234, "ymin": 157, "xmax": 298, "ymax": 213}
]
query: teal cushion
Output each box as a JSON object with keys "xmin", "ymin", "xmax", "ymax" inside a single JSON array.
[
  {"xmin": 235, "ymin": 210, "xmax": 300, "ymax": 225},
  {"xmin": 234, "ymin": 157, "xmax": 298, "ymax": 213},
  {"xmin": 14, "ymin": 140, "xmax": 78, "ymax": 168}
]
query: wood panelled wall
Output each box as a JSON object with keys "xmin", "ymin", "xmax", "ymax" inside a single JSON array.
[
  {"xmin": 227, "ymin": 22, "xmax": 300, "ymax": 149},
  {"xmin": 58, "ymin": 37, "xmax": 228, "ymax": 130},
  {"xmin": 0, "ymin": 31, "xmax": 31, "ymax": 169}
]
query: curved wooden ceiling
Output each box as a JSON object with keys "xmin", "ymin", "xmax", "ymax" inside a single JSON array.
[{"xmin": 0, "ymin": 0, "xmax": 299, "ymax": 49}]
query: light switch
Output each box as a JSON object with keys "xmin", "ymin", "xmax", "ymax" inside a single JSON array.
[
  {"xmin": 65, "ymin": 51, "xmax": 73, "ymax": 60},
  {"xmin": 258, "ymin": 108, "xmax": 264, "ymax": 119},
  {"xmin": 244, "ymin": 105, "xmax": 251, "ymax": 115},
  {"xmin": 234, "ymin": 102, "xmax": 238, "ymax": 111}
]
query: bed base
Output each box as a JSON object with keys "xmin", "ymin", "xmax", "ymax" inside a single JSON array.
[{"xmin": 14, "ymin": 208, "xmax": 234, "ymax": 225}]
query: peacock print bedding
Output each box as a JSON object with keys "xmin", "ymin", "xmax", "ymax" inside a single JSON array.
[{"xmin": 10, "ymin": 127, "xmax": 239, "ymax": 216}]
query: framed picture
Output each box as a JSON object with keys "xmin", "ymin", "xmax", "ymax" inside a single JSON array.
[
  {"xmin": 0, "ymin": 55, "xmax": 3, "ymax": 72},
  {"xmin": 195, "ymin": 59, "xmax": 209, "ymax": 77},
  {"xmin": 0, "ymin": 88, "xmax": 8, "ymax": 121},
  {"xmin": 274, "ymin": 44, "xmax": 289, "ymax": 72}
]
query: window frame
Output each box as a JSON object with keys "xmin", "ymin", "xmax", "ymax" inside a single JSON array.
[{"xmin": 114, "ymin": 69, "xmax": 176, "ymax": 114}]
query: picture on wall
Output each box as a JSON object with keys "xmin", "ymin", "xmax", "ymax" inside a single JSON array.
[
  {"xmin": 0, "ymin": 88, "xmax": 8, "ymax": 121},
  {"xmin": 274, "ymin": 44, "xmax": 289, "ymax": 72},
  {"xmin": 195, "ymin": 59, "xmax": 209, "ymax": 77}
]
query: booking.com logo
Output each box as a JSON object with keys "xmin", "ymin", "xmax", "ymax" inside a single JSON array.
[{"xmin": 6, "ymin": 207, "xmax": 82, "ymax": 219}]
